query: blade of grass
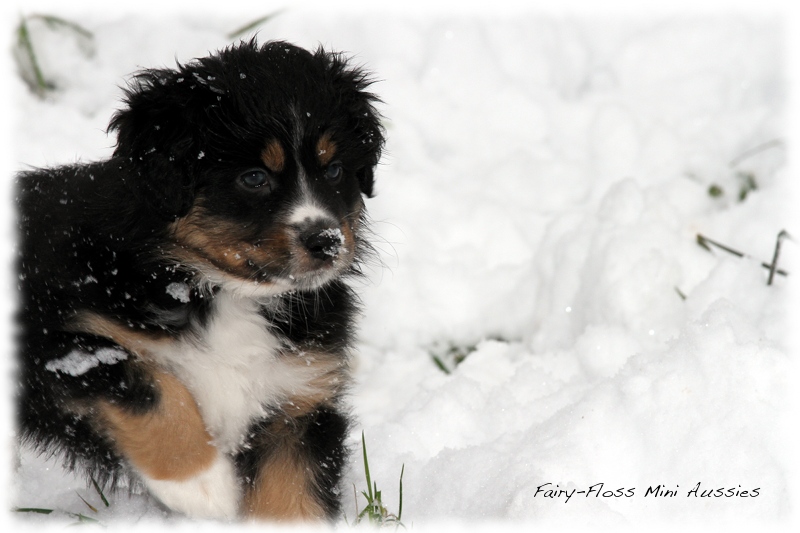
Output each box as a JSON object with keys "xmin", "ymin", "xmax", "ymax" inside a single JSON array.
[
  {"xmin": 362, "ymin": 431, "xmax": 373, "ymax": 502},
  {"xmin": 33, "ymin": 14, "xmax": 94, "ymax": 40},
  {"xmin": 736, "ymin": 171, "xmax": 758, "ymax": 202},
  {"xmin": 697, "ymin": 233, "xmax": 788, "ymax": 277},
  {"xmin": 75, "ymin": 492, "xmax": 97, "ymax": 513},
  {"xmin": 353, "ymin": 484, "xmax": 359, "ymax": 523},
  {"xmin": 431, "ymin": 354, "xmax": 450, "ymax": 374},
  {"xmin": 355, "ymin": 432, "xmax": 405, "ymax": 527},
  {"xmin": 767, "ymin": 230, "xmax": 790, "ymax": 286},
  {"xmin": 91, "ymin": 478, "xmax": 109, "ymax": 507},
  {"xmin": 14, "ymin": 507, "xmax": 54, "ymax": 514},
  {"xmin": 697, "ymin": 234, "xmax": 744, "ymax": 258},
  {"xmin": 16, "ymin": 17, "xmax": 50, "ymax": 97},
  {"xmin": 729, "ymin": 139, "xmax": 783, "ymax": 168},
  {"xmin": 66, "ymin": 512, "xmax": 100, "ymax": 523},
  {"xmin": 397, "ymin": 464, "xmax": 404, "ymax": 523},
  {"xmin": 227, "ymin": 11, "xmax": 284, "ymax": 39}
]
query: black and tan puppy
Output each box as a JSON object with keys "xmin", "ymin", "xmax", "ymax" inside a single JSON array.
[{"xmin": 16, "ymin": 39, "xmax": 384, "ymax": 521}]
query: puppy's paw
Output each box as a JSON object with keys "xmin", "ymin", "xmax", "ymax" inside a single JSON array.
[{"xmin": 144, "ymin": 453, "xmax": 240, "ymax": 520}]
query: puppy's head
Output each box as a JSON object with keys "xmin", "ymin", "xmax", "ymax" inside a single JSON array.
[{"xmin": 109, "ymin": 40, "xmax": 384, "ymax": 295}]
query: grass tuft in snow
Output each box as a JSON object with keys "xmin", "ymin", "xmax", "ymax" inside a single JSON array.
[
  {"xmin": 13, "ymin": 475, "xmax": 111, "ymax": 525},
  {"xmin": 697, "ymin": 232, "xmax": 790, "ymax": 282},
  {"xmin": 13, "ymin": 14, "xmax": 94, "ymax": 98},
  {"xmin": 707, "ymin": 139, "xmax": 783, "ymax": 202},
  {"xmin": 14, "ymin": 507, "xmax": 101, "ymax": 525},
  {"xmin": 706, "ymin": 173, "xmax": 758, "ymax": 202},
  {"xmin": 14, "ymin": 16, "xmax": 53, "ymax": 98},
  {"xmin": 430, "ymin": 342, "xmax": 477, "ymax": 374},
  {"xmin": 735, "ymin": 171, "xmax": 758, "ymax": 202},
  {"xmin": 430, "ymin": 337, "xmax": 509, "ymax": 374},
  {"xmin": 353, "ymin": 432, "xmax": 405, "ymax": 528},
  {"xmin": 707, "ymin": 184, "xmax": 724, "ymax": 198}
]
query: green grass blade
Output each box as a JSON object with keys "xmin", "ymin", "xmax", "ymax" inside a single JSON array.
[
  {"xmin": 16, "ymin": 17, "xmax": 50, "ymax": 97},
  {"xmin": 66, "ymin": 512, "xmax": 100, "ymax": 524},
  {"xmin": 91, "ymin": 478, "xmax": 109, "ymax": 507},
  {"xmin": 398, "ymin": 464, "xmax": 404, "ymax": 522},
  {"xmin": 14, "ymin": 507, "xmax": 54, "ymax": 514},
  {"xmin": 34, "ymin": 14, "xmax": 93, "ymax": 40},
  {"xmin": 431, "ymin": 354, "xmax": 451, "ymax": 374},
  {"xmin": 362, "ymin": 431, "xmax": 373, "ymax": 501},
  {"xmin": 357, "ymin": 506, "xmax": 370, "ymax": 520},
  {"xmin": 76, "ymin": 492, "xmax": 97, "ymax": 513},
  {"xmin": 227, "ymin": 11, "xmax": 284, "ymax": 39}
]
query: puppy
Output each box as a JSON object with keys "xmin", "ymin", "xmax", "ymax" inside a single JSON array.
[{"xmin": 16, "ymin": 39, "xmax": 384, "ymax": 521}]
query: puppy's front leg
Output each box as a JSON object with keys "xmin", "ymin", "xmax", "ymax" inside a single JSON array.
[
  {"xmin": 239, "ymin": 406, "xmax": 348, "ymax": 522},
  {"xmin": 100, "ymin": 370, "xmax": 240, "ymax": 519}
]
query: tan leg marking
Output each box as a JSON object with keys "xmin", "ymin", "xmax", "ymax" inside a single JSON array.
[
  {"xmin": 242, "ymin": 422, "xmax": 326, "ymax": 521},
  {"xmin": 99, "ymin": 370, "xmax": 216, "ymax": 481},
  {"xmin": 243, "ymin": 352, "xmax": 348, "ymax": 521}
]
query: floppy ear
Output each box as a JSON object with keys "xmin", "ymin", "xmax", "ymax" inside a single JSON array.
[
  {"xmin": 316, "ymin": 47, "xmax": 385, "ymax": 198},
  {"xmin": 357, "ymin": 166, "xmax": 376, "ymax": 198},
  {"xmin": 351, "ymin": 97, "xmax": 383, "ymax": 198},
  {"xmin": 350, "ymin": 89, "xmax": 384, "ymax": 199},
  {"xmin": 108, "ymin": 69, "xmax": 205, "ymax": 220}
]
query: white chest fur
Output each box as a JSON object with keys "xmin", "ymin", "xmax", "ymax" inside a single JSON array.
[{"xmin": 149, "ymin": 290, "xmax": 319, "ymax": 454}]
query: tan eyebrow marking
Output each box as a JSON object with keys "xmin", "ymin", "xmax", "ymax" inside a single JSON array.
[
  {"xmin": 261, "ymin": 139, "xmax": 285, "ymax": 172},
  {"xmin": 316, "ymin": 133, "xmax": 337, "ymax": 166}
]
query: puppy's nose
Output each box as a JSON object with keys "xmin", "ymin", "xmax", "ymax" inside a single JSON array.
[{"xmin": 300, "ymin": 227, "xmax": 344, "ymax": 260}]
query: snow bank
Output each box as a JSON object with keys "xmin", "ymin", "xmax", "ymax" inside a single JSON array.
[{"xmin": 5, "ymin": 2, "xmax": 795, "ymax": 531}]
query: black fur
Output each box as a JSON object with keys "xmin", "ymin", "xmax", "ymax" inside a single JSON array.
[{"xmin": 16, "ymin": 39, "xmax": 384, "ymax": 518}]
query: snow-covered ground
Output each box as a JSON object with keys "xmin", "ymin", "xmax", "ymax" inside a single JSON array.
[{"xmin": 3, "ymin": 1, "xmax": 797, "ymax": 531}]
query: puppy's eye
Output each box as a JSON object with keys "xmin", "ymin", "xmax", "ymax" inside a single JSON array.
[
  {"xmin": 239, "ymin": 169, "xmax": 271, "ymax": 189},
  {"xmin": 325, "ymin": 162, "xmax": 343, "ymax": 183}
]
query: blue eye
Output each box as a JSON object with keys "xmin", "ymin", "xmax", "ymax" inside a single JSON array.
[
  {"xmin": 325, "ymin": 162, "xmax": 343, "ymax": 183},
  {"xmin": 239, "ymin": 169, "xmax": 270, "ymax": 189}
]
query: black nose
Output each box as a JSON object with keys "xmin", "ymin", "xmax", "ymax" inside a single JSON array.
[{"xmin": 300, "ymin": 227, "xmax": 344, "ymax": 260}]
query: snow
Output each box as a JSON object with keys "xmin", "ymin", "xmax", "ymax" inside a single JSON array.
[
  {"xmin": 45, "ymin": 347, "xmax": 129, "ymax": 377},
  {"xmin": 3, "ymin": 1, "xmax": 797, "ymax": 531},
  {"xmin": 319, "ymin": 228, "xmax": 346, "ymax": 256},
  {"xmin": 166, "ymin": 282, "xmax": 192, "ymax": 303}
]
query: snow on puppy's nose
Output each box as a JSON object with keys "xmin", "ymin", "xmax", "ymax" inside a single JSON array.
[
  {"xmin": 300, "ymin": 226, "xmax": 344, "ymax": 260},
  {"xmin": 288, "ymin": 199, "xmax": 345, "ymax": 260}
]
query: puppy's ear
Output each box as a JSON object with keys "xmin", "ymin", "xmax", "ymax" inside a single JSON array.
[
  {"xmin": 350, "ymin": 91, "xmax": 384, "ymax": 199},
  {"xmin": 108, "ymin": 69, "xmax": 205, "ymax": 220},
  {"xmin": 317, "ymin": 48, "xmax": 385, "ymax": 198},
  {"xmin": 356, "ymin": 166, "xmax": 376, "ymax": 198},
  {"xmin": 352, "ymin": 106, "xmax": 383, "ymax": 198}
]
